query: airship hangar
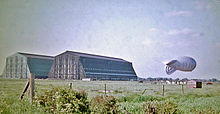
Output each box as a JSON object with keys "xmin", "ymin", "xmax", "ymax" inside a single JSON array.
[
  {"xmin": 2, "ymin": 52, "xmax": 54, "ymax": 79},
  {"xmin": 2, "ymin": 51, "xmax": 137, "ymax": 81}
]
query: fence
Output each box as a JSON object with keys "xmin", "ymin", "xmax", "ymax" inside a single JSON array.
[{"xmin": 20, "ymin": 73, "xmax": 35, "ymax": 104}]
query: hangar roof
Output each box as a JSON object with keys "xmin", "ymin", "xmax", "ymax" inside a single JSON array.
[
  {"xmin": 18, "ymin": 52, "xmax": 54, "ymax": 60},
  {"xmin": 58, "ymin": 51, "xmax": 130, "ymax": 63}
]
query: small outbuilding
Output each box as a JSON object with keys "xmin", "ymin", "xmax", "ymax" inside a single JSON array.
[{"xmin": 187, "ymin": 79, "xmax": 202, "ymax": 88}]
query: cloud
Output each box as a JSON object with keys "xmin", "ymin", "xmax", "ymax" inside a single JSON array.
[
  {"xmin": 147, "ymin": 28, "xmax": 167, "ymax": 38},
  {"xmin": 142, "ymin": 39, "xmax": 154, "ymax": 47},
  {"xmin": 167, "ymin": 28, "xmax": 193, "ymax": 35},
  {"xmin": 142, "ymin": 38, "xmax": 174, "ymax": 48},
  {"xmin": 195, "ymin": 1, "xmax": 212, "ymax": 10},
  {"xmin": 167, "ymin": 28, "xmax": 203, "ymax": 37},
  {"xmin": 216, "ymin": 42, "xmax": 220, "ymax": 47},
  {"xmin": 191, "ymin": 33, "xmax": 204, "ymax": 37},
  {"xmin": 148, "ymin": 28, "xmax": 158, "ymax": 32},
  {"xmin": 165, "ymin": 11, "xmax": 192, "ymax": 17}
]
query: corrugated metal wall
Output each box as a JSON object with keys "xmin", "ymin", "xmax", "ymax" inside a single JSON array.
[
  {"xmin": 2, "ymin": 53, "xmax": 54, "ymax": 79},
  {"xmin": 27, "ymin": 57, "xmax": 54, "ymax": 78},
  {"xmin": 3, "ymin": 53, "xmax": 29, "ymax": 78},
  {"xmin": 49, "ymin": 53, "xmax": 86, "ymax": 79},
  {"xmin": 49, "ymin": 52, "xmax": 137, "ymax": 81},
  {"xmin": 79, "ymin": 56, "xmax": 137, "ymax": 81}
]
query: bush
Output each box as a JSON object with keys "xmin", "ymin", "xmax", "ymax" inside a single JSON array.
[
  {"xmin": 118, "ymin": 95, "xmax": 163, "ymax": 103},
  {"xmin": 143, "ymin": 100, "xmax": 180, "ymax": 114},
  {"xmin": 34, "ymin": 88, "xmax": 90, "ymax": 113},
  {"xmin": 133, "ymin": 95, "xmax": 163, "ymax": 102},
  {"xmin": 118, "ymin": 94, "xmax": 137, "ymax": 102},
  {"xmin": 90, "ymin": 95, "xmax": 120, "ymax": 114}
]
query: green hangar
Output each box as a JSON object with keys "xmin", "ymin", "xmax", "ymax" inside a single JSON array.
[
  {"xmin": 49, "ymin": 51, "xmax": 137, "ymax": 81},
  {"xmin": 2, "ymin": 51, "xmax": 137, "ymax": 81},
  {"xmin": 2, "ymin": 52, "xmax": 54, "ymax": 79}
]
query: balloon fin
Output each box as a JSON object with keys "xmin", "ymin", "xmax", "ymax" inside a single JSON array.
[
  {"xmin": 166, "ymin": 60, "xmax": 177, "ymax": 66},
  {"xmin": 166, "ymin": 66, "xmax": 176, "ymax": 75}
]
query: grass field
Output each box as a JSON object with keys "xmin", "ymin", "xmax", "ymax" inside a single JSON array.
[{"xmin": 0, "ymin": 78, "xmax": 220, "ymax": 113}]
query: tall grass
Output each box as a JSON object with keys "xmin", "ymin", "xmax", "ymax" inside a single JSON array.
[
  {"xmin": 0, "ymin": 78, "xmax": 220, "ymax": 113},
  {"xmin": 0, "ymin": 79, "xmax": 46, "ymax": 114}
]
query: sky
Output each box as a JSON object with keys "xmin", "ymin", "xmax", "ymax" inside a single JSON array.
[{"xmin": 0, "ymin": 0, "xmax": 220, "ymax": 79}]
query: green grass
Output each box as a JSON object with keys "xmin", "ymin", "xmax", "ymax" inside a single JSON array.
[
  {"xmin": 0, "ymin": 78, "xmax": 220, "ymax": 113},
  {"xmin": 0, "ymin": 79, "xmax": 46, "ymax": 114}
]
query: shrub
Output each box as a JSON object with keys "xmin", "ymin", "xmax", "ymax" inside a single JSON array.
[
  {"xmin": 34, "ymin": 88, "xmax": 90, "ymax": 113},
  {"xmin": 118, "ymin": 94, "xmax": 137, "ymax": 102},
  {"xmin": 113, "ymin": 90, "xmax": 123, "ymax": 94},
  {"xmin": 133, "ymin": 95, "xmax": 163, "ymax": 102},
  {"xmin": 90, "ymin": 95, "xmax": 120, "ymax": 114},
  {"xmin": 118, "ymin": 95, "xmax": 164, "ymax": 103},
  {"xmin": 143, "ymin": 100, "xmax": 180, "ymax": 114}
]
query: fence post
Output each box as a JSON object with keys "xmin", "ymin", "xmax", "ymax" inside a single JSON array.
[
  {"xmin": 70, "ymin": 83, "xmax": 72, "ymax": 89},
  {"xmin": 30, "ymin": 73, "xmax": 35, "ymax": 104},
  {"xmin": 104, "ymin": 84, "xmax": 106, "ymax": 96},
  {"xmin": 162, "ymin": 85, "xmax": 165, "ymax": 96},
  {"xmin": 182, "ymin": 84, "xmax": 184, "ymax": 94},
  {"xmin": 20, "ymin": 79, "xmax": 30, "ymax": 100},
  {"xmin": 142, "ymin": 89, "xmax": 147, "ymax": 95}
]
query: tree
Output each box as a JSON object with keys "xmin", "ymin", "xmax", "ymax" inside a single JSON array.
[
  {"xmin": 174, "ymin": 78, "xmax": 179, "ymax": 81},
  {"xmin": 182, "ymin": 78, "xmax": 188, "ymax": 81},
  {"xmin": 209, "ymin": 78, "xmax": 217, "ymax": 82}
]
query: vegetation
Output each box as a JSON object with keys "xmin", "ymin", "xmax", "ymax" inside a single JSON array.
[
  {"xmin": 90, "ymin": 95, "xmax": 120, "ymax": 114},
  {"xmin": 0, "ymin": 79, "xmax": 45, "ymax": 114},
  {"xmin": 0, "ymin": 78, "xmax": 220, "ymax": 113},
  {"xmin": 143, "ymin": 100, "xmax": 180, "ymax": 113},
  {"xmin": 34, "ymin": 88, "xmax": 90, "ymax": 113}
]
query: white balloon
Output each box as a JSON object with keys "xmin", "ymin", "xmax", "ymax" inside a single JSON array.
[{"xmin": 165, "ymin": 56, "xmax": 196, "ymax": 75}]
